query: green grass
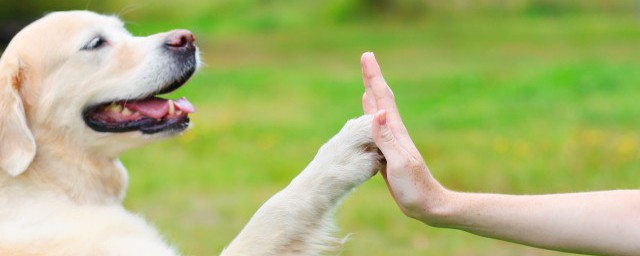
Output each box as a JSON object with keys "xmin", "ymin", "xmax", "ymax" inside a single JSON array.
[{"xmin": 119, "ymin": 13, "xmax": 640, "ymax": 255}]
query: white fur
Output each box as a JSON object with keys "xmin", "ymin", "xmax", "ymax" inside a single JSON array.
[
  {"xmin": 222, "ymin": 115, "xmax": 380, "ymax": 255},
  {"xmin": 0, "ymin": 11, "xmax": 381, "ymax": 255}
]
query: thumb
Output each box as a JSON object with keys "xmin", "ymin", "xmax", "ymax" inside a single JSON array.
[{"xmin": 372, "ymin": 109, "xmax": 403, "ymax": 161}]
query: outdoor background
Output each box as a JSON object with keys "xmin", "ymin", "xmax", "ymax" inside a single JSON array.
[{"xmin": 2, "ymin": 1, "xmax": 639, "ymax": 255}]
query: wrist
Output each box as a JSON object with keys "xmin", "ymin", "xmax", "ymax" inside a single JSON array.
[{"xmin": 411, "ymin": 182, "xmax": 458, "ymax": 228}]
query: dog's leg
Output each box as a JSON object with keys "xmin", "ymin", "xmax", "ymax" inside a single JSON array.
[{"xmin": 221, "ymin": 115, "xmax": 382, "ymax": 256}]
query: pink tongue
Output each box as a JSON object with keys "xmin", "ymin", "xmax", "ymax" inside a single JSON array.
[
  {"xmin": 123, "ymin": 97, "xmax": 195, "ymax": 119},
  {"xmin": 174, "ymin": 97, "xmax": 196, "ymax": 113}
]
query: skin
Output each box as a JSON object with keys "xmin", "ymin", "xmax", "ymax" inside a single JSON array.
[{"xmin": 360, "ymin": 52, "xmax": 640, "ymax": 256}]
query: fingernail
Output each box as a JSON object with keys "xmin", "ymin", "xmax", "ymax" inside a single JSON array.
[{"xmin": 377, "ymin": 109, "xmax": 387, "ymax": 126}]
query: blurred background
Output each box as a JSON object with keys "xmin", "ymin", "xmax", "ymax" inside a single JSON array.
[{"xmin": 2, "ymin": 0, "xmax": 640, "ymax": 255}]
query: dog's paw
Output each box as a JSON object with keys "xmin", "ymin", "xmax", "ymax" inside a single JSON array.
[{"xmin": 314, "ymin": 115, "xmax": 384, "ymax": 190}]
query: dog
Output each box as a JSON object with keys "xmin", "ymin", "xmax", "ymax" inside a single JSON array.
[{"xmin": 0, "ymin": 10, "xmax": 382, "ymax": 255}]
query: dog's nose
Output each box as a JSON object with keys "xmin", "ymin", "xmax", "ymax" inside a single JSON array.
[{"xmin": 164, "ymin": 30, "xmax": 195, "ymax": 51}]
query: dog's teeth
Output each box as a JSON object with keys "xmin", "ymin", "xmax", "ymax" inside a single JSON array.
[
  {"xmin": 122, "ymin": 107, "xmax": 132, "ymax": 116},
  {"xmin": 176, "ymin": 110, "xmax": 183, "ymax": 115},
  {"xmin": 110, "ymin": 103, "xmax": 123, "ymax": 113},
  {"xmin": 168, "ymin": 100, "xmax": 175, "ymax": 115}
]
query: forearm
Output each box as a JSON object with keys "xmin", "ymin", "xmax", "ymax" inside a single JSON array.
[
  {"xmin": 222, "ymin": 115, "xmax": 380, "ymax": 256},
  {"xmin": 358, "ymin": 52, "xmax": 640, "ymax": 255},
  {"xmin": 221, "ymin": 163, "xmax": 347, "ymax": 256},
  {"xmin": 426, "ymin": 189, "xmax": 640, "ymax": 255}
]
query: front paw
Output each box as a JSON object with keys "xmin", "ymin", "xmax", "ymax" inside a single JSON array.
[{"xmin": 315, "ymin": 115, "xmax": 384, "ymax": 190}]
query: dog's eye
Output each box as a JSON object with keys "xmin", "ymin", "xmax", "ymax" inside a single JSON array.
[{"xmin": 82, "ymin": 36, "xmax": 107, "ymax": 51}]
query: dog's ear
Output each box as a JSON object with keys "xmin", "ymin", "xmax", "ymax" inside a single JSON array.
[{"xmin": 0, "ymin": 57, "xmax": 36, "ymax": 176}]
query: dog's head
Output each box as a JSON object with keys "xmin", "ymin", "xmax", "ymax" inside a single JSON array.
[{"xmin": 0, "ymin": 11, "xmax": 198, "ymax": 176}]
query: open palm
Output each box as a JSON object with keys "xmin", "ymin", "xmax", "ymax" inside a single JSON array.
[{"xmin": 360, "ymin": 52, "xmax": 447, "ymax": 220}]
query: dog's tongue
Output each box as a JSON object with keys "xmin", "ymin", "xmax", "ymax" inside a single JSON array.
[
  {"xmin": 124, "ymin": 97, "xmax": 195, "ymax": 119},
  {"xmin": 173, "ymin": 98, "xmax": 196, "ymax": 113}
]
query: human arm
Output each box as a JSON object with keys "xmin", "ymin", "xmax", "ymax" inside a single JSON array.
[
  {"xmin": 360, "ymin": 52, "xmax": 640, "ymax": 255},
  {"xmin": 437, "ymin": 190, "xmax": 640, "ymax": 255}
]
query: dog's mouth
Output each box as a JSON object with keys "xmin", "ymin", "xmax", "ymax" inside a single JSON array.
[{"xmin": 83, "ymin": 72, "xmax": 196, "ymax": 134}]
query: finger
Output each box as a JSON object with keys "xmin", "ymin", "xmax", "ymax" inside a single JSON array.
[
  {"xmin": 379, "ymin": 165, "xmax": 394, "ymax": 197},
  {"xmin": 361, "ymin": 52, "xmax": 400, "ymax": 121},
  {"xmin": 362, "ymin": 92, "xmax": 376, "ymax": 115},
  {"xmin": 372, "ymin": 109, "xmax": 405, "ymax": 161},
  {"xmin": 380, "ymin": 165, "xmax": 388, "ymax": 180},
  {"xmin": 362, "ymin": 53, "xmax": 419, "ymax": 154},
  {"xmin": 361, "ymin": 52, "xmax": 378, "ymax": 113},
  {"xmin": 373, "ymin": 110, "xmax": 412, "ymax": 205}
]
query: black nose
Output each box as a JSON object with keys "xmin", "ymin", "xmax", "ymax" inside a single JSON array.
[{"xmin": 164, "ymin": 29, "xmax": 195, "ymax": 51}]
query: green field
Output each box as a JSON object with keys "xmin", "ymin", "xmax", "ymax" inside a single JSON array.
[{"xmin": 43, "ymin": 3, "xmax": 639, "ymax": 255}]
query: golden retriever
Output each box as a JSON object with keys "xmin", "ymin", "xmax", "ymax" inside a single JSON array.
[{"xmin": 0, "ymin": 11, "xmax": 381, "ymax": 255}]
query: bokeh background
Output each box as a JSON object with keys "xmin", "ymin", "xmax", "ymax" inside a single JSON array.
[{"xmin": 2, "ymin": 1, "xmax": 640, "ymax": 255}]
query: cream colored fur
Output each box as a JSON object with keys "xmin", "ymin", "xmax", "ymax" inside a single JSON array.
[{"xmin": 0, "ymin": 11, "xmax": 381, "ymax": 255}]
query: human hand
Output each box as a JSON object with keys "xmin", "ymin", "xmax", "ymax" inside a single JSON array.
[
  {"xmin": 359, "ymin": 54, "xmax": 640, "ymax": 255},
  {"xmin": 360, "ymin": 52, "xmax": 449, "ymax": 222}
]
